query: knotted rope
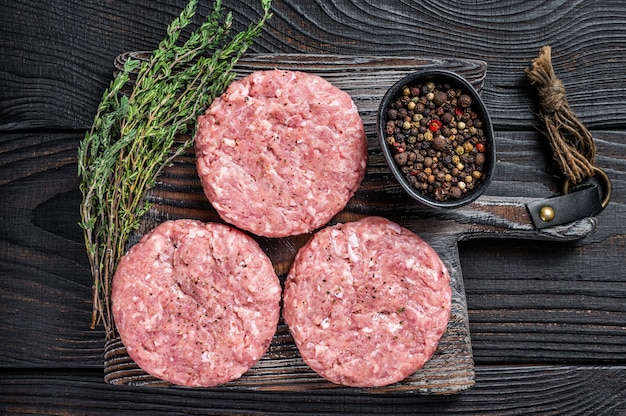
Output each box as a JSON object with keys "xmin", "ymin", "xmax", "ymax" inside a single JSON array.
[{"xmin": 525, "ymin": 46, "xmax": 596, "ymax": 184}]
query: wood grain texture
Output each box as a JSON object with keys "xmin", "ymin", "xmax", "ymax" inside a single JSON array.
[
  {"xmin": 1, "ymin": 366, "xmax": 626, "ymax": 415},
  {"xmin": 2, "ymin": 0, "xmax": 626, "ymax": 130},
  {"xmin": 2, "ymin": 0, "xmax": 626, "ymax": 413}
]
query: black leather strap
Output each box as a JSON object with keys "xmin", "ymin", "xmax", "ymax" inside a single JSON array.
[{"xmin": 526, "ymin": 184, "xmax": 603, "ymax": 229}]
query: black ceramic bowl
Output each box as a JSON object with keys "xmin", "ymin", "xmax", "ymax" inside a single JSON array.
[{"xmin": 377, "ymin": 70, "xmax": 495, "ymax": 209}]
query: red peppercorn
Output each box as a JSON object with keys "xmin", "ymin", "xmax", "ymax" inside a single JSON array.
[
  {"xmin": 455, "ymin": 107, "xmax": 464, "ymax": 117},
  {"xmin": 476, "ymin": 143, "xmax": 485, "ymax": 152},
  {"xmin": 428, "ymin": 119, "xmax": 442, "ymax": 132}
]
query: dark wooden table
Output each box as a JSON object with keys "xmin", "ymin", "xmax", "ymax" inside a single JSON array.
[{"xmin": 2, "ymin": 1, "xmax": 626, "ymax": 414}]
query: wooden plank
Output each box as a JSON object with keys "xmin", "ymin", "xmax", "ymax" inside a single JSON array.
[
  {"xmin": 0, "ymin": 132, "xmax": 99, "ymax": 367},
  {"xmin": 463, "ymin": 235, "xmax": 626, "ymax": 364},
  {"xmin": 3, "ymin": 0, "xmax": 626, "ymax": 132},
  {"xmin": 99, "ymin": 54, "xmax": 487, "ymax": 393},
  {"xmin": 1, "ymin": 366, "xmax": 626, "ymax": 414}
]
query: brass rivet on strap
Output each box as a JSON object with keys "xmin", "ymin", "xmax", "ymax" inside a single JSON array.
[
  {"xmin": 562, "ymin": 166, "xmax": 612, "ymax": 210},
  {"xmin": 539, "ymin": 205, "xmax": 555, "ymax": 222}
]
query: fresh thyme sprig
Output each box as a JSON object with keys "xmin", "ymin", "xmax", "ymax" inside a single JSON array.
[{"xmin": 78, "ymin": 0, "xmax": 272, "ymax": 336}]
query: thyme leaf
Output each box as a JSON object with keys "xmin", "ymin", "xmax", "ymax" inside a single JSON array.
[{"xmin": 78, "ymin": 0, "xmax": 272, "ymax": 336}]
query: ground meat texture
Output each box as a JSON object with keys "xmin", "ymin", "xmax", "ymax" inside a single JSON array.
[
  {"xmin": 282, "ymin": 216, "xmax": 451, "ymax": 388},
  {"xmin": 111, "ymin": 219, "xmax": 282, "ymax": 387},
  {"xmin": 194, "ymin": 70, "xmax": 368, "ymax": 238}
]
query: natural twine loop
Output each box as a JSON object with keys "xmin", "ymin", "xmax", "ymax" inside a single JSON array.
[{"xmin": 525, "ymin": 46, "xmax": 596, "ymax": 184}]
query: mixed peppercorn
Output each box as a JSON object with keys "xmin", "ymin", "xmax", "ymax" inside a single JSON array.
[{"xmin": 384, "ymin": 81, "xmax": 488, "ymax": 202}]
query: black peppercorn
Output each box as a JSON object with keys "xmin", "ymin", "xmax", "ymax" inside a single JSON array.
[
  {"xmin": 441, "ymin": 112, "xmax": 453, "ymax": 125},
  {"xmin": 394, "ymin": 152, "xmax": 409, "ymax": 166},
  {"xmin": 434, "ymin": 187, "xmax": 447, "ymax": 201},
  {"xmin": 431, "ymin": 135, "xmax": 446, "ymax": 151},
  {"xmin": 450, "ymin": 186, "xmax": 462, "ymax": 199},
  {"xmin": 458, "ymin": 94, "xmax": 472, "ymax": 108},
  {"xmin": 433, "ymin": 91, "xmax": 447, "ymax": 106}
]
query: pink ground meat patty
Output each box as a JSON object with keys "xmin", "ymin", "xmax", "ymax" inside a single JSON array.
[
  {"xmin": 194, "ymin": 69, "xmax": 368, "ymax": 237},
  {"xmin": 282, "ymin": 216, "xmax": 451, "ymax": 388},
  {"xmin": 111, "ymin": 219, "xmax": 282, "ymax": 387}
]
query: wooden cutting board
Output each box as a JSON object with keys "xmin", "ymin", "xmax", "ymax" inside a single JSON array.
[{"xmin": 102, "ymin": 53, "xmax": 596, "ymax": 394}]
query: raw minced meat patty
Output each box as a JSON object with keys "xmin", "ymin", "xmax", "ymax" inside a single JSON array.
[
  {"xmin": 194, "ymin": 69, "xmax": 368, "ymax": 238},
  {"xmin": 111, "ymin": 219, "xmax": 282, "ymax": 387},
  {"xmin": 282, "ymin": 216, "xmax": 451, "ymax": 388}
]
